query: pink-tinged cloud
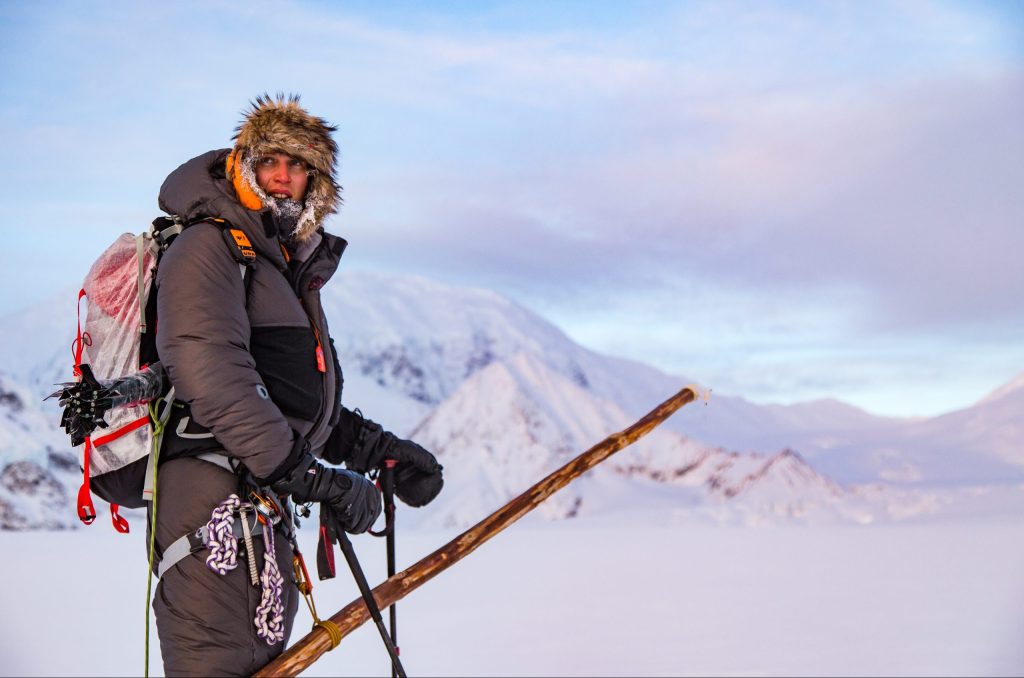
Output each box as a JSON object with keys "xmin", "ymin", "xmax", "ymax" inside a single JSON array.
[{"xmin": 350, "ymin": 68, "xmax": 1023, "ymax": 334}]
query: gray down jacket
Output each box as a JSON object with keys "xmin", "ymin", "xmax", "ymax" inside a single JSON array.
[
  {"xmin": 156, "ymin": 148, "xmax": 348, "ymax": 479},
  {"xmin": 150, "ymin": 149, "xmax": 355, "ymax": 675}
]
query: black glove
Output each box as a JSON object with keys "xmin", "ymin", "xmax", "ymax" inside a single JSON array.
[
  {"xmin": 349, "ymin": 418, "xmax": 444, "ymax": 507},
  {"xmin": 272, "ymin": 450, "xmax": 381, "ymax": 534},
  {"xmin": 348, "ymin": 418, "xmax": 442, "ymax": 475},
  {"xmin": 393, "ymin": 462, "xmax": 444, "ymax": 507}
]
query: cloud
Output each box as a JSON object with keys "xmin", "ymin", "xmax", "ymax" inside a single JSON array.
[
  {"xmin": 347, "ymin": 64, "xmax": 1023, "ymax": 331},
  {"xmin": 1, "ymin": 0, "xmax": 1021, "ymax": 415}
]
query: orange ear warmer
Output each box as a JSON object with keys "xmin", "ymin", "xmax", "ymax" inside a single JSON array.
[{"xmin": 226, "ymin": 150, "xmax": 263, "ymax": 211}]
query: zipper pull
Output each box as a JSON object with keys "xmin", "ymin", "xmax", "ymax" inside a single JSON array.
[{"xmin": 315, "ymin": 345, "xmax": 326, "ymax": 373}]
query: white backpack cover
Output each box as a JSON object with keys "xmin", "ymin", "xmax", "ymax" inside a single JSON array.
[{"xmin": 73, "ymin": 232, "xmax": 160, "ymax": 530}]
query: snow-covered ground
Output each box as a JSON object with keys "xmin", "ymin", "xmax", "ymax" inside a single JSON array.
[
  {"xmin": 2, "ymin": 270, "xmax": 1022, "ymax": 675},
  {"xmin": 2, "ymin": 509, "xmax": 1022, "ymax": 677}
]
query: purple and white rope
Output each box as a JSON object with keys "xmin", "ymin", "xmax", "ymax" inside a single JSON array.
[
  {"xmin": 254, "ymin": 519, "xmax": 285, "ymax": 644},
  {"xmin": 203, "ymin": 493, "xmax": 285, "ymax": 645},
  {"xmin": 205, "ymin": 494, "xmax": 241, "ymax": 575}
]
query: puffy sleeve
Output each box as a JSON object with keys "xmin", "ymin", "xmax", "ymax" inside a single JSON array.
[{"xmin": 155, "ymin": 224, "xmax": 296, "ymax": 481}]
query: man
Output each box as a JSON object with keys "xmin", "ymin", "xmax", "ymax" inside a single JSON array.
[{"xmin": 151, "ymin": 94, "xmax": 443, "ymax": 675}]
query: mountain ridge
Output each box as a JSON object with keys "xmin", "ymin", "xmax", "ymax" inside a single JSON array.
[{"xmin": 1, "ymin": 270, "xmax": 1021, "ymax": 529}]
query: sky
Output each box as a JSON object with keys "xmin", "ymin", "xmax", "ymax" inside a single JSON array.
[{"xmin": 0, "ymin": 0, "xmax": 1021, "ymax": 418}]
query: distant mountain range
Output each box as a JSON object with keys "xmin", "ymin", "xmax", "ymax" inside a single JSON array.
[{"xmin": 1, "ymin": 270, "xmax": 1021, "ymax": 529}]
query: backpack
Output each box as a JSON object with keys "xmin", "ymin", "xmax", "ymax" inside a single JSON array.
[{"xmin": 53, "ymin": 216, "xmax": 255, "ymax": 532}]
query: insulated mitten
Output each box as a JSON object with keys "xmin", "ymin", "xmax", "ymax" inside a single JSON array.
[
  {"xmin": 348, "ymin": 418, "xmax": 443, "ymax": 476},
  {"xmin": 272, "ymin": 450, "xmax": 381, "ymax": 534},
  {"xmin": 393, "ymin": 462, "xmax": 444, "ymax": 507},
  {"xmin": 350, "ymin": 418, "xmax": 445, "ymax": 506}
]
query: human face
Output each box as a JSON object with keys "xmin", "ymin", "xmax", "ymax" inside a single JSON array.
[{"xmin": 253, "ymin": 152, "xmax": 311, "ymax": 201}]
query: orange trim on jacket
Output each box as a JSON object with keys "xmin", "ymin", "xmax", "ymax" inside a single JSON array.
[{"xmin": 226, "ymin": 150, "xmax": 263, "ymax": 211}]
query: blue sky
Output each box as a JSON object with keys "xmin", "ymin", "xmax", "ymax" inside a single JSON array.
[{"xmin": 1, "ymin": 0, "xmax": 1021, "ymax": 417}]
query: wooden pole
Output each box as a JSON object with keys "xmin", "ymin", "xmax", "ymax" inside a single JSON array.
[{"xmin": 255, "ymin": 385, "xmax": 700, "ymax": 677}]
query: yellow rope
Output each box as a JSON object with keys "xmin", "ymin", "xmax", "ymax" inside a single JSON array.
[
  {"xmin": 293, "ymin": 554, "xmax": 341, "ymax": 650},
  {"xmin": 315, "ymin": 619, "xmax": 342, "ymax": 650}
]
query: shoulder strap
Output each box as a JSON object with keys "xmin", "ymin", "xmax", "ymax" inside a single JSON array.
[{"xmin": 153, "ymin": 215, "xmax": 256, "ymax": 280}]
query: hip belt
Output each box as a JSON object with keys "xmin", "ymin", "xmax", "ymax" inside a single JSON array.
[{"xmin": 156, "ymin": 453, "xmax": 289, "ymax": 580}]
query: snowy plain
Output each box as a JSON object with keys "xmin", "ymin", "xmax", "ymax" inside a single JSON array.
[
  {"xmin": 2, "ymin": 272, "xmax": 1023, "ymax": 676},
  {"xmin": 2, "ymin": 507, "xmax": 1022, "ymax": 677}
]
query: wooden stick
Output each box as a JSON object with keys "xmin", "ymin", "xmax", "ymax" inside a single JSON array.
[{"xmin": 255, "ymin": 385, "xmax": 700, "ymax": 677}]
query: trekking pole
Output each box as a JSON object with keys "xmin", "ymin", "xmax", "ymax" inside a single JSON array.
[
  {"xmin": 255, "ymin": 385, "xmax": 704, "ymax": 677},
  {"xmin": 381, "ymin": 460, "xmax": 399, "ymax": 678},
  {"xmin": 336, "ymin": 531, "xmax": 408, "ymax": 678}
]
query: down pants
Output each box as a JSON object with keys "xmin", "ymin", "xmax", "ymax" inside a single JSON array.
[{"xmin": 151, "ymin": 457, "xmax": 299, "ymax": 677}]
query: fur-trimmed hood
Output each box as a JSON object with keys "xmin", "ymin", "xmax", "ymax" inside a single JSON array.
[{"xmin": 226, "ymin": 94, "xmax": 342, "ymax": 242}]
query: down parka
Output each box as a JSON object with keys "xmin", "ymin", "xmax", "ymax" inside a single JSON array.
[
  {"xmin": 151, "ymin": 148, "xmax": 361, "ymax": 674},
  {"xmin": 156, "ymin": 148, "xmax": 349, "ymax": 477}
]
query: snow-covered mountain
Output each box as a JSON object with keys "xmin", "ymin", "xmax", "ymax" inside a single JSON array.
[
  {"xmin": 403, "ymin": 350, "xmax": 845, "ymax": 528},
  {"xmin": 403, "ymin": 350, "xmax": 981, "ymax": 529},
  {"xmin": 1, "ymin": 270, "xmax": 1021, "ymax": 529},
  {"xmin": 321, "ymin": 275, "xmax": 905, "ymax": 454},
  {"xmin": 0, "ymin": 373, "xmax": 80, "ymax": 529},
  {"xmin": 807, "ymin": 372, "xmax": 1024, "ymax": 486}
]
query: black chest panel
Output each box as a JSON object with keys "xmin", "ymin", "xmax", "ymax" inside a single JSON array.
[
  {"xmin": 246, "ymin": 258, "xmax": 325, "ymax": 423},
  {"xmin": 249, "ymin": 325, "xmax": 322, "ymax": 421}
]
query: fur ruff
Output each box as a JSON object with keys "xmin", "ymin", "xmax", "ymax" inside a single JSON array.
[{"xmin": 228, "ymin": 94, "xmax": 341, "ymax": 242}]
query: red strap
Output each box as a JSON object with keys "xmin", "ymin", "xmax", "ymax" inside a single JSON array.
[
  {"xmin": 79, "ymin": 436, "xmax": 133, "ymax": 533},
  {"xmin": 77, "ymin": 438, "xmax": 97, "ymax": 525},
  {"xmin": 318, "ymin": 525, "xmax": 336, "ymax": 579},
  {"xmin": 92, "ymin": 419, "xmax": 146, "ymax": 533},
  {"xmin": 74, "ymin": 291, "xmax": 97, "ymax": 526},
  {"xmin": 72, "ymin": 289, "xmax": 89, "ymax": 377},
  {"xmin": 92, "ymin": 415, "xmax": 150, "ymax": 447},
  {"xmin": 110, "ymin": 504, "xmax": 130, "ymax": 533},
  {"xmin": 72, "ymin": 288, "xmax": 135, "ymax": 534}
]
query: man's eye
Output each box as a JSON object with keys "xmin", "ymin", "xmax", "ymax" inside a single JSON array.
[
  {"xmin": 289, "ymin": 159, "xmax": 307, "ymax": 170},
  {"xmin": 257, "ymin": 157, "xmax": 276, "ymax": 167}
]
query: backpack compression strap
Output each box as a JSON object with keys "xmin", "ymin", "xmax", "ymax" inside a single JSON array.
[{"xmin": 73, "ymin": 289, "xmax": 132, "ymax": 531}]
